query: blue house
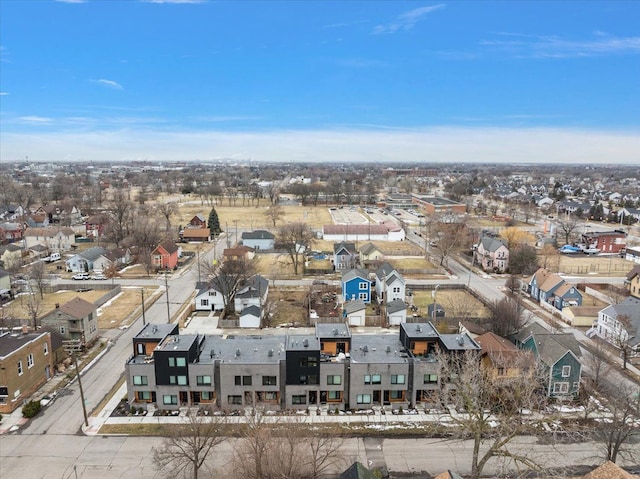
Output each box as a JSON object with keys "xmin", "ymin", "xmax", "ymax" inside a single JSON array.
[
  {"xmin": 514, "ymin": 323, "xmax": 582, "ymax": 398},
  {"xmin": 528, "ymin": 268, "xmax": 581, "ymax": 310},
  {"xmin": 551, "ymin": 282, "xmax": 583, "ymax": 310},
  {"xmin": 342, "ymin": 269, "xmax": 371, "ymax": 304}
]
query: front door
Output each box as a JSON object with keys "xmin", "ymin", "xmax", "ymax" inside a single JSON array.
[
  {"xmin": 373, "ymin": 390, "xmax": 381, "ymax": 404},
  {"xmin": 309, "ymin": 390, "xmax": 317, "ymax": 405},
  {"xmin": 180, "ymin": 391, "xmax": 188, "ymax": 405}
]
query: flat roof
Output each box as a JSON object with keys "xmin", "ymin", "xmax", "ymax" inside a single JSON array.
[
  {"xmin": 315, "ymin": 323, "xmax": 351, "ymax": 339},
  {"xmin": 350, "ymin": 334, "xmax": 408, "ymax": 364},
  {"xmin": 286, "ymin": 334, "xmax": 321, "ymax": 351},
  {"xmin": 203, "ymin": 335, "xmax": 286, "ymax": 364},
  {"xmin": 400, "ymin": 322, "xmax": 439, "ymax": 339},
  {"xmin": 134, "ymin": 323, "xmax": 176, "ymax": 341},
  {"xmin": 157, "ymin": 334, "xmax": 199, "ymax": 353},
  {"xmin": 412, "ymin": 195, "xmax": 463, "ymax": 206}
]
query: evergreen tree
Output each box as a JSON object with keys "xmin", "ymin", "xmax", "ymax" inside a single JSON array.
[{"xmin": 208, "ymin": 207, "xmax": 222, "ymax": 237}]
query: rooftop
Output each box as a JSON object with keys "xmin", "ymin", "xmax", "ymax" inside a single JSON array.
[
  {"xmin": 350, "ymin": 334, "xmax": 408, "ymax": 364},
  {"xmin": 203, "ymin": 335, "xmax": 286, "ymax": 365}
]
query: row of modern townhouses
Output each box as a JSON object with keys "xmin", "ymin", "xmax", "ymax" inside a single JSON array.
[{"xmin": 125, "ymin": 322, "xmax": 481, "ymax": 412}]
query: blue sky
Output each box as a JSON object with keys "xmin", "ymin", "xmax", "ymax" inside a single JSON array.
[{"xmin": 1, "ymin": 0, "xmax": 639, "ymax": 164}]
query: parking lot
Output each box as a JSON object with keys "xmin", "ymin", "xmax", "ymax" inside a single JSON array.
[{"xmin": 328, "ymin": 206, "xmax": 369, "ymax": 225}]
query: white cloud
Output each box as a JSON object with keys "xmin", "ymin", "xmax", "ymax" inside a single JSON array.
[
  {"xmin": 373, "ymin": 4, "xmax": 445, "ymax": 35},
  {"xmin": 18, "ymin": 116, "xmax": 52, "ymax": 123},
  {"xmin": 0, "ymin": 92, "xmax": 8, "ymax": 96},
  {"xmin": 482, "ymin": 32, "xmax": 640, "ymax": 58},
  {"xmin": 93, "ymin": 79, "xmax": 124, "ymax": 90},
  {"xmin": 1, "ymin": 126, "xmax": 638, "ymax": 165}
]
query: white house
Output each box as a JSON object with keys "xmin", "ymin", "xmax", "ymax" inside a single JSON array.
[
  {"xmin": 65, "ymin": 247, "xmax": 107, "ymax": 273},
  {"xmin": 234, "ymin": 275, "xmax": 269, "ymax": 312},
  {"xmin": 194, "ymin": 282, "xmax": 225, "ymax": 312},
  {"xmin": 476, "ymin": 236, "xmax": 509, "ymax": 273},
  {"xmin": 241, "ymin": 230, "xmax": 275, "ymax": 251},
  {"xmin": 374, "ymin": 262, "xmax": 405, "ymax": 304},
  {"xmin": 594, "ymin": 297, "xmax": 640, "ymax": 356},
  {"xmin": 23, "ymin": 227, "xmax": 75, "ymax": 252}
]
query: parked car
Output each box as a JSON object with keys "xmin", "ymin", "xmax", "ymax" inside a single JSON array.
[
  {"xmin": 72, "ymin": 273, "xmax": 90, "ymax": 280},
  {"xmin": 559, "ymin": 244, "xmax": 582, "ymax": 254},
  {"xmin": 90, "ymin": 274, "xmax": 107, "ymax": 280}
]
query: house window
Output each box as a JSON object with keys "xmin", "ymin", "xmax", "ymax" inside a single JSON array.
[
  {"xmin": 327, "ymin": 375, "xmax": 342, "ymax": 385},
  {"xmin": 390, "ymin": 390, "xmax": 404, "ymax": 400},
  {"xmin": 299, "ymin": 375, "xmax": 318, "ymax": 385},
  {"xmin": 201, "ymin": 391, "xmax": 213, "ymax": 401},
  {"xmin": 292, "ymin": 395, "xmax": 306, "ymax": 405},
  {"xmin": 262, "ymin": 376, "xmax": 277, "ymax": 386},
  {"xmin": 393, "ymin": 287, "xmax": 400, "ymax": 293},
  {"xmin": 209, "ymin": 291, "xmax": 217, "ymax": 296},
  {"xmin": 163, "ymin": 395, "xmax": 178, "ymax": 405},
  {"xmin": 391, "ymin": 374, "xmax": 405, "ymax": 385},
  {"xmin": 358, "ymin": 293, "xmax": 368, "ymax": 300},
  {"xmin": 364, "ymin": 374, "xmax": 381, "ymax": 385},
  {"xmin": 562, "ymin": 365, "xmax": 571, "ymax": 377},
  {"xmin": 356, "ymin": 394, "xmax": 372, "ymax": 404},
  {"xmin": 133, "ymin": 375, "xmax": 148, "ymax": 386},
  {"xmin": 263, "ymin": 392, "xmax": 277, "ymax": 401},
  {"xmin": 18, "ymin": 361, "xmax": 23, "ymax": 376},
  {"xmin": 497, "ymin": 367, "xmax": 505, "ymax": 376},
  {"xmin": 177, "ymin": 376, "xmax": 188, "ymax": 386},
  {"xmin": 168, "ymin": 357, "xmax": 175, "ymax": 367},
  {"xmin": 196, "ymin": 375, "xmax": 212, "ymax": 386},
  {"xmin": 137, "ymin": 391, "xmax": 152, "ymax": 401},
  {"xmin": 60, "ymin": 326, "xmax": 66, "ymax": 335},
  {"xmin": 176, "ymin": 357, "xmax": 186, "ymax": 367},
  {"xmin": 552, "ymin": 382, "xmax": 570, "ymax": 394},
  {"xmin": 27, "ymin": 353, "xmax": 34, "ymax": 369},
  {"xmin": 424, "ymin": 374, "xmax": 438, "ymax": 384},
  {"xmin": 201, "ymin": 299, "xmax": 209, "ymax": 307},
  {"xmin": 228, "ymin": 395, "xmax": 242, "ymax": 405},
  {"xmin": 235, "ymin": 375, "xmax": 252, "ymax": 386},
  {"xmin": 44, "ymin": 343, "xmax": 49, "ymax": 355},
  {"xmin": 299, "ymin": 357, "xmax": 318, "ymax": 367},
  {"xmin": 359, "ymin": 282, "xmax": 368, "ymax": 290},
  {"xmin": 328, "ymin": 391, "xmax": 342, "ymax": 401},
  {"xmin": 169, "ymin": 376, "xmax": 176, "ymax": 384}
]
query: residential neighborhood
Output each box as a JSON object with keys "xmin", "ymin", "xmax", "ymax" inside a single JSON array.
[{"xmin": 0, "ymin": 159, "xmax": 639, "ymax": 479}]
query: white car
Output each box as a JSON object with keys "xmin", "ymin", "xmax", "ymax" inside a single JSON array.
[
  {"xmin": 90, "ymin": 274, "xmax": 107, "ymax": 280},
  {"xmin": 72, "ymin": 273, "xmax": 90, "ymax": 280}
]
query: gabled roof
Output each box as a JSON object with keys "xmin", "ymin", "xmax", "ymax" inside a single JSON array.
[
  {"xmin": 539, "ymin": 272, "xmax": 565, "ymax": 294},
  {"xmin": 236, "ymin": 275, "xmax": 269, "ymax": 299},
  {"xmin": 344, "ymin": 300, "xmax": 366, "ymax": 314},
  {"xmin": 479, "ymin": 236, "xmax": 508, "ymax": 253},
  {"xmin": 155, "ymin": 241, "xmax": 179, "ymax": 255},
  {"xmin": 600, "ymin": 297, "xmax": 640, "ymax": 332},
  {"xmin": 240, "ymin": 305, "xmax": 261, "ymax": 318},
  {"xmin": 334, "ymin": 241, "xmax": 357, "ymax": 255},
  {"xmin": 531, "ymin": 333, "xmax": 582, "ymax": 366},
  {"xmin": 475, "ymin": 332, "xmax": 532, "ymax": 367},
  {"xmin": 386, "ymin": 298, "xmax": 407, "ymax": 314},
  {"xmin": 242, "ymin": 229, "xmax": 275, "ymax": 240},
  {"xmin": 385, "ymin": 273, "xmax": 404, "ymax": 285},
  {"xmin": 626, "ymin": 265, "xmax": 640, "ymax": 281},
  {"xmin": 338, "ymin": 462, "xmax": 378, "ymax": 479},
  {"xmin": 342, "ymin": 268, "xmax": 370, "ymax": 283},
  {"xmin": 182, "ymin": 228, "xmax": 210, "ymax": 238},
  {"xmin": 375, "ymin": 261, "xmax": 397, "ymax": 280},
  {"xmin": 192, "ymin": 213, "xmax": 206, "ymax": 222},
  {"xmin": 359, "ymin": 242, "xmax": 381, "ymax": 256},
  {"xmin": 78, "ymin": 246, "xmax": 107, "ymax": 261},
  {"xmin": 53, "ymin": 297, "xmax": 96, "ymax": 319},
  {"xmin": 553, "ymin": 282, "xmax": 581, "ymax": 298}
]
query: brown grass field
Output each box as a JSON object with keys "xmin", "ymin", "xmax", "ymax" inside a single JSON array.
[
  {"xmin": 539, "ymin": 253, "xmax": 630, "ymax": 276},
  {"xmin": 266, "ymin": 288, "xmax": 309, "ymax": 326},
  {"xmin": 410, "ymin": 290, "xmax": 491, "ymax": 320}
]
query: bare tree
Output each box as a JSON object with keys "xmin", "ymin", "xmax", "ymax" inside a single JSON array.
[
  {"xmin": 437, "ymin": 350, "xmax": 549, "ymax": 479},
  {"xmin": 152, "ymin": 409, "xmax": 226, "ymax": 479},
  {"xmin": 157, "ymin": 201, "xmax": 179, "ymax": 234},
  {"xmin": 26, "ymin": 294, "xmax": 43, "ymax": 331},
  {"xmin": 610, "ymin": 314, "xmax": 635, "ymax": 370},
  {"xmin": 486, "ymin": 296, "xmax": 528, "ymax": 337},
  {"xmin": 128, "ymin": 215, "xmax": 162, "ymax": 276},
  {"xmin": 430, "ymin": 217, "xmax": 468, "ymax": 268},
  {"xmin": 277, "ymin": 222, "xmax": 315, "ymax": 276},
  {"xmin": 595, "ymin": 382, "xmax": 640, "ymax": 464},
  {"xmin": 556, "ymin": 215, "xmax": 581, "ymax": 245},
  {"xmin": 106, "ymin": 188, "xmax": 134, "ymax": 247},
  {"xmin": 202, "ymin": 256, "xmax": 258, "ymax": 318},
  {"xmin": 264, "ymin": 204, "xmax": 284, "ymax": 228},
  {"xmin": 29, "ymin": 261, "xmax": 47, "ymax": 299},
  {"xmin": 232, "ymin": 410, "xmax": 346, "ymax": 479},
  {"xmin": 580, "ymin": 340, "xmax": 613, "ymax": 419}
]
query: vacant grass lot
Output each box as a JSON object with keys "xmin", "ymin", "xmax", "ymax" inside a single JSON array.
[
  {"xmin": 410, "ymin": 290, "xmax": 490, "ymax": 320},
  {"xmin": 97, "ymin": 286, "xmax": 161, "ymax": 329},
  {"xmin": 6, "ymin": 289, "xmax": 107, "ymax": 322},
  {"xmin": 267, "ymin": 288, "xmax": 309, "ymax": 326},
  {"xmin": 539, "ymin": 253, "xmax": 630, "ymax": 276}
]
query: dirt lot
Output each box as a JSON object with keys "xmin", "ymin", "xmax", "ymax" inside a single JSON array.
[
  {"xmin": 3, "ymin": 286, "xmax": 160, "ymax": 330},
  {"xmin": 266, "ymin": 288, "xmax": 309, "ymax": 326},
  {"xmin": 253, "ymin": 253, "xmax": 297, "ymax": 278},
  {"xmin": 539, "ymin": 253, "xmax": 631, "ymax": 276},
  {"xmin": 410, "ymin": 289, "xmax": 491, "ymax": 321}
]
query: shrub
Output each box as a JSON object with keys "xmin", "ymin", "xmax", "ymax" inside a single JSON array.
[{"xmin": 22, "ymin": 400, "xmax": 41, "ymax": 418}]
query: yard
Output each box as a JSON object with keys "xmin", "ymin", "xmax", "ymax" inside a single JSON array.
[
  {"xmin": 4, "ymin": 289, "xmax": 107, "ymax": 322},
  {"xmin": 409, "ymin": 289, "xmax": 491, "ymax": 322},
  {"xmin": 96, "ymin": 286, "xmax": 161, "ymax": 329},
  {"xmin": 266, "ymin": 288, "xmax": 309, "ymax": 327},
  {"xmin": 539, "ymin": 253, "xmax": 631, "ymax": 276}
]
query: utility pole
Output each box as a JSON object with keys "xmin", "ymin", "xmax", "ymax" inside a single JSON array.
[
  {"xmin": 62, "ymin": 341, "xmax": 89, "ymax": 428},
  {"xmin": 431, "ymin": 284, "xmax": 440, "ymax": 323},
  {"xmin": 141, "ymin": 288, "xmax": 146, "ymax": 326}
]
